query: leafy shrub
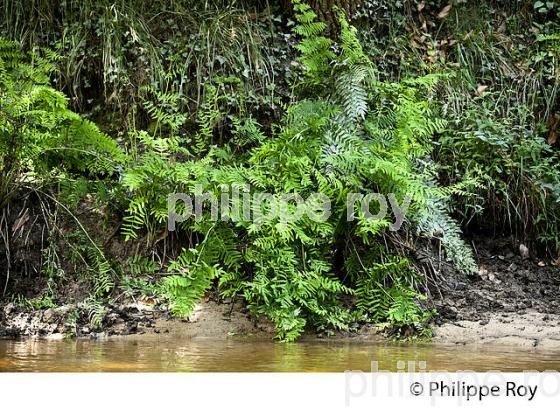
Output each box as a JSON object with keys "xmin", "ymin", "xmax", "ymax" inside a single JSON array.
[
  {"xmin": 437, "ymin": 102, "xmax": 560, "ymax": 254},
  {"xmin": 121, "ymin": 3, "xmax": 476, "ymax": 340}
]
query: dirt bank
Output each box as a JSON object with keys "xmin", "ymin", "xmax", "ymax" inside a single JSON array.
[
  {"xmin": 430, "ymin": 236, "xmax": 560, "ymax": 347},
  {"xmin": 1, "ymin": 236, "xmax": 559, "ymax": 345},
  {"xmin": 433, "ymin": 310, "xmax": 560, "ymax": 349},
  {"xmin": 0, "ymin": 299, "xmax": 276, "ymax": 340},
  {"xmin": 0, "ymin": 297, "xmax": 384, "ymax": 342}
]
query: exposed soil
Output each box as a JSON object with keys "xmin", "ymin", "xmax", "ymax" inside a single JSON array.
[
  {"xmin": 430, "ymin": 235, "xmax": 560, "ymax": 347},
  {"xmin": 433, "ymin": 310, "xmax": 560, "ymax": 349},
  {"xmin": 1, "ymin": 235, "xmax": 559, "ymax": 346},
  {"xmin": 0, "ymin": 298, "xmax": 276, "ymax": 340},
  {"xmin": 0, "ymin": 193, "xmax": 134, "ymax": 303}
]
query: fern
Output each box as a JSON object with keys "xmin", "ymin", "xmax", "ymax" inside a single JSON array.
[
  {"xmin": 292, "ymin": 0, "xmax": 335, "ymax": 86},
  {"xmin": 0, "ymin": 38, "xmax": 123, "ymax": 207},
  {"xmin": 163, "ymin": 226, "xmax": 233, "ymax": 317},
  {"xmin": 415, "ymin": 160, "xmax": 479, "ymax": 275},
  {"xmin": 114, "ymin": 7, "xmax": 477, "ymax": 341},
  {"xmin": 78, "ymin": 297, "xmax": 106, "ymax": 331}
]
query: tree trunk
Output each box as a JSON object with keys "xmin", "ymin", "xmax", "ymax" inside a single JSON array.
[
  {"xmin": 308, "ymin": 0, "xmax": 362, "ymax": 28},
  {"xmin": 281, "ymin": 0, "xmax": 364, "ymax": 34}
]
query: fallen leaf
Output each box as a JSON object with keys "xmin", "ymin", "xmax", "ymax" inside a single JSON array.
[
  {"xmin": 437, "ymin": 4, "xmax": 452, "ymax": 19},
  {"xmin": 95, "ymin": 203, "xmax": 107, "ymax": 217},
  {"xmin": 419, "ymin": 13, "xmax": 428, "ymax": 32},
  {"xmin": 488, "ymin": 272, "xmax": 502, "ymax": 284},
  {"xmin": 547, "ymin": 115, "xmax": 558, "ymax": 145},
  {"xmin": 548, "ymin": 130, "xmax": 558, "ymax": 145},
  {"xmin": 476, "ymin": 84, "xmax": 488, "ymax": 96},
  {"xmin": 497, "ymin": 21, "xmax": 506, "ymax": 34},
  {"xmin": 417, "ymin": 1, "xmax": 425, "ymax": 12}
]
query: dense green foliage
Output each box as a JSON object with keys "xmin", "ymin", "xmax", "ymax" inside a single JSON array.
[
  {"xmin": 1, "ymin": 0, "xmax": 288, "ymax": 129},
  {"xmin": 0, "ymin": 39, "xmax": 122, "ymax": 204},
  {"xmin": 1, "ymin": 0, "xmax": 559, "ymax": 340},
  {"xmin": 0, "ymin": 38, "xmax": 123, "ymax": 307},
  {"xmin": 118, "ymin": 3, "xmax": 477, "ymax": 340}
]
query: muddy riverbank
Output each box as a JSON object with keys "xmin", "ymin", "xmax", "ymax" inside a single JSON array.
[
  {"xmin": 430, "ymin": 236, "xmax": 560, "ymax": 347},
  {"xmin": 1, "ymin": 236, "xmax": 559, "ymax": 347},
  {"xmin": 2, "ymin": 300, "xmax": 560, "ymax": 349},
  {"xmin": 0, "ymin": 299, "xmax": 276, "ymax": 340}
]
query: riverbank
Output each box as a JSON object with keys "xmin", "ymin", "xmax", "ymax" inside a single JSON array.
[
  {"xmin": 1, "ymin": 236, "xmax": 559, "ymax": 346},
  {"xmin": 0, "ymin": 299, "xmax": 276, "ymax": 340},
  {"xmin": 2, "ymin": 300, "xmax": 560, "ymax": 350},
  {"xmin": 433, "ymin": 311, "xmax": 560, "ymax": 349},
  {"xmin": 430, "ymin": 236, "xmax": 560, "ymax": 348}
]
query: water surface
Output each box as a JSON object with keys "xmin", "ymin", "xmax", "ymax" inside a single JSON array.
[{"xmin": 1, "ymin": 337, "xmax": 559, "ymax": 372}]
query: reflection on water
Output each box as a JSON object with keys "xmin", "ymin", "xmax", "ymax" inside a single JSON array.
[{"xmin": 1, "ymin": 337, "xmax": 560, "ymax": 372}]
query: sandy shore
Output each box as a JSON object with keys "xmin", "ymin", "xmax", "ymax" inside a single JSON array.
[
  {"xmin": 115, "ymin": 304, "xmax": 560, "ymax": 350},
  {"xmin": 433, "ymin": 310, "xmax": 560, "ymax": 349}
]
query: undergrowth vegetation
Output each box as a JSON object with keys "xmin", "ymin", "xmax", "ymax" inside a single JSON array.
[
  {"xmin": 118, "ymin": 1, "xmax": 478, "ymax": 340},
  {"xmin": 1, "ymin": 0, "xmax": 289, "ymax": 129},
  {"xmin": 1, "ymin": 0, "xmax": 559, "ymax": 341},
  {"xmin": 0, "ymin": 38, "xmax": 122, "ymax": 306}
]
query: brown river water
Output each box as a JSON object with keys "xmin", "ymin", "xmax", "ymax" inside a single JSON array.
[{"xmin": 1, "ymin": 337, "xmax": 560, "ymax": 372}]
